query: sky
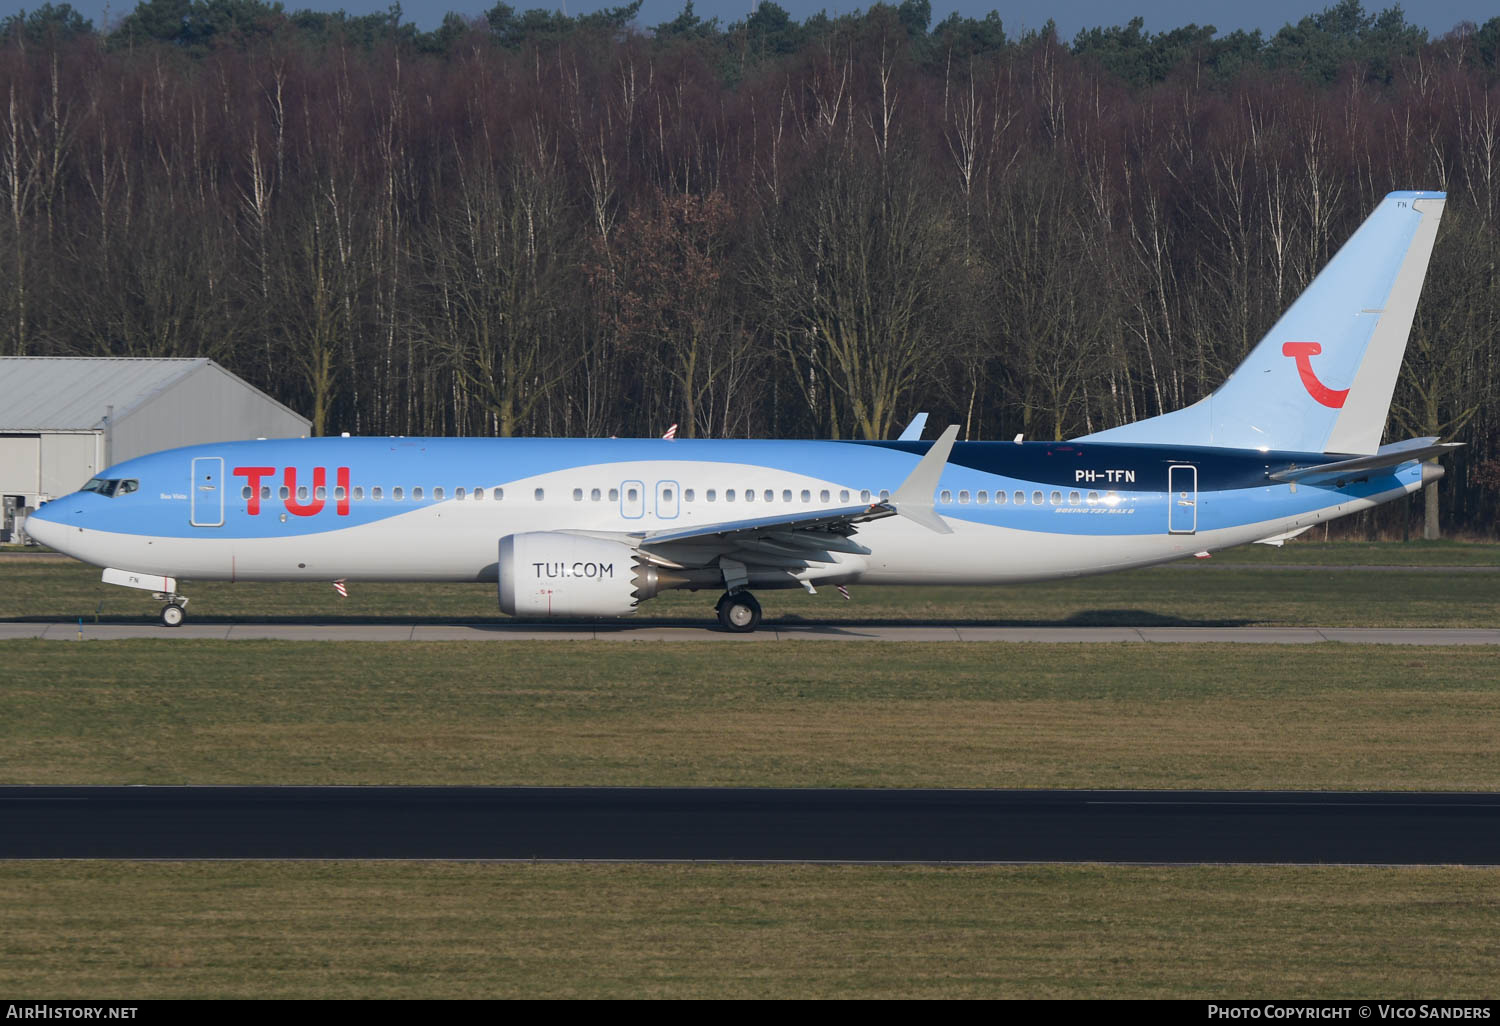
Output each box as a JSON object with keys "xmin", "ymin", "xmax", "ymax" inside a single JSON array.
[{"xmin": 45, "ymin": 0, "xmax": 1499, "ymax": 40}]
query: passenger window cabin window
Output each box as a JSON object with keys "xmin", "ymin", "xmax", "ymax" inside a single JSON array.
[
  {"xmin": 684, "ymin": 489, "xmax": 694, "ymax": 502},
  {"xmin": 297, "ymin": 486, "xmax": 309, "ymax": 501},
  {"xmin": 994, "ymin": 491, "xmax": 1005, "ymax": 505},
  {"xmin": 1014, "ymin": 491, "xmax": 1025, "ymax": 505},
  {"xmin": 820, "ymin": 490, "xmax": 830, "ymax": 503},
  {"xmin": 977, "ymin": 491, "xmax": 988, "ymax": 504},
  {"xmin": 534, "ymin": 488, "xmax": 545, "ymax": 501},
  {"xmin": 1050, "ymin": 491, "xmax": 1061, "ymax": 505},
  {"xmin": 573, "ymin": 488, "xmax": 583, "ymax": 502},
  {"xmin": 800, "ymin": 489, "xmax": 811, "ymax": 503},
  {"xmin": 860, "ymin": 490, "xmax": 871, "ymax": 503},
  {"xmin": 1087, "ymin": 491, "xmax": 1099, "ymax": 505},
  {"xmin": 455, "ymin": 488, "xmax": 465, "ymax": 500},
  {"xmin": 413, "ymin": 487, "xmax": 424, "ymax": 501},
  {"xmin": 315, "ymin": 486, "xmax": 326, "ymax": 501},
  {"xmin": 433, "ymin": 487, "xmax": 444, "ymax": 501},
  {"xmin": 372, "ymin": 487, "xmax": 383, "ymax": 501},
  {"xmin": 242, "ymin": 486, "xmax": 252, "ymax": 499},
  {"xmin": 353, "ymin": 487, "xmax": 364, "ymax": 501},
  {"xmin": 393, "ymin": 487, "xmax": 404, "ymax": 501},
  {"xmin": 783, "ymin": 490, "xmax": 792, "ymax": 503},
  {"xmin": 664, "ymin": 488, "xmax": 674, "ymax": 502},
  {"xmin": 959, "ymin": 490, "xmax": 970, "ymax": 504},
  {"xmin": 707, "ymin": 489, "xmax": 717, "ymax": 502},
  {"xmin": 280, "ymin": 486, "xmax": 290, "ymax": 500},
  {"xmin": 1069, "ymin": 491, "xmax": 1081, "ymax": 505},
  {"xmin": 745, "ymin": 489, "xmax": 755, "ymax": 503},
  {"xmin": 1031, "ymin": 491, "xmax": 1043, "ymax": 505},
  {"xmin": 726, "ymin": 489, "xmax": 736, "ymax": 501},
  {"xmin": 494, "ymin": 488, "xmax": 504, "ymax": 501},
  {"xmin": 940, "ymin": 490, "xmax": 953, "ymax": 504},
  {"xmin": 840, "ymin": 490, "xmax": 850, "ymax": 503},
  {"xmin": 879, "ymin": 490, "xmax": 891, "ymax": 502},
  {"xmin": 626, "ymin": 487, "xmax": 638, "ymax": 502},
  {"xmin": 473, "ymin": 487, "xmax": 484, "ymax": 500},
  {"xmin": 261, "ymin": 486, "xmax": 270, "ymax": 500},
  {"xmin": 591, "ymin": 488, "xmax": 602, "ymax": 501},
  {"xmin": 764, "ymin": 489, "xmax": 774, "ymax": 502},
  {"xmin": 334, "ymin": 487, "xmax": 346, "ymax": 501},
  {"xmin": 608, "ymin": 488, "xmax": 618, "ymax": 501}
]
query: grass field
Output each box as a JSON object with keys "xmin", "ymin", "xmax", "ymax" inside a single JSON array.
[
  {"xmin": 3, "ymin": 641, "xmax": 1497, "ymax": 789},
  {"xmin": 3, "ymin": 540, "xmax": 1499, "ymax": 628},
  {"xmin": 2, "ymin": 862, "xmax": 1497, "ymax": 998},
  {"xmin": 4, "ymin": 542, "xmax": 1496, "ymax": 998}
]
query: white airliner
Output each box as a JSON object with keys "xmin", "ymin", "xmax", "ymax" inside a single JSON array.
[{"xmin": 27, "ymin": 191, "xmax": 1458, "ymax": 631}]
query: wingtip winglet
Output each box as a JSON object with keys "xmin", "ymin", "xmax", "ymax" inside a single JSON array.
[{"xmin": 892, "ymin": 424, "xmax": 959, "ymax": 533}]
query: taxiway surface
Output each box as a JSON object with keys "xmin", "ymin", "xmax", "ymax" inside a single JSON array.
[
  {"xmin": 4, "ymin": 787, "xmax": 1497, "ymax": 863},
  {"xmin": 3, "ymin": 622, "xmax": 1499, "ymax": 643}
]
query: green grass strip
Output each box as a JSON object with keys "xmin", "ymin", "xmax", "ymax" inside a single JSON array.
[
  {"xmin": 4, "ymin": 641, "xmax": 1498, "ymax": 790},
  {"xmin": 2, "ymin": 862, "xmax": 1497, "ymax": 998}
]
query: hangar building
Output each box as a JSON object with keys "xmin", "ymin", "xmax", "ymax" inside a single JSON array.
[{"xmin": 1, "ymin": 357, "xmax": 309, "ymax": 541}]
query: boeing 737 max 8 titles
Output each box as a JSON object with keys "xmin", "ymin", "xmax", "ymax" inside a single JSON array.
[{"xmin": 26, "ymin": 191, "xmax": 1459, "ymax": 631}]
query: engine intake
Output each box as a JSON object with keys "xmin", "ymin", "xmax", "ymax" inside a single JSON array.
[{"xmin": 498, "ymin": 532, "xmax": 655, "ymax": 618}]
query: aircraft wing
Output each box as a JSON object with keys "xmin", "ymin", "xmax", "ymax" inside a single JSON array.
[
  {"xmin": 638, "ymin": 504, "xmax": 894, "ymax": 550},
  {"xmin": 564, "ymin": 426, "xmax": 960, "ymax": 582},
  {"xmin": 632, "ymin": 424, "xmax": 959, "ymax": 557}
]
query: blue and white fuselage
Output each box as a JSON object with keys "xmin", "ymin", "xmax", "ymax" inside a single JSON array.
[
  {"xmin": 32, "ymin": 435, "xmax": 1433, "ymax": 583},
  {"xmin": 24, "ymin": 191, "xmax": 1458, "ymax": 630}
]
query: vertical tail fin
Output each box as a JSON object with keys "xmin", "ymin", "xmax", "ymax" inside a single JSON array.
[{"xmin": 1080, "ymin": 191, "xmax": 1445, "ymax": 455}]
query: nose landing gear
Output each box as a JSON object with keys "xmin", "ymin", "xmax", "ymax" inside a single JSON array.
[
  {"xmin": 153, "ymin": 592, "xmax": 189, "ymax": 627},
  {"xmin": 716, "ymin": 590, "xmax": 762, "ymax": 633}
]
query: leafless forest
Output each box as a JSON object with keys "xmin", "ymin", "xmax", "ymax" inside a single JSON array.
[{"xmin": 2, "ymin": 1, "xmax": 1498, "ymax": 531}]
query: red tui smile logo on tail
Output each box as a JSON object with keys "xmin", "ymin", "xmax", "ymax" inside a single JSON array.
[{"xmin": 1281, "ymin": 342, "xmax": 1349, "ymax": 408}]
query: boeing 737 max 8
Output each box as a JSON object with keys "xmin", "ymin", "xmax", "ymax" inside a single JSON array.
[{"xmin": 26, "ymin": 191, "xmax": 1459, "ymax": 631}]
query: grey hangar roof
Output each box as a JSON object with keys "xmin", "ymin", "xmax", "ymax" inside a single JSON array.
[{"xmin": 0, "ymin": 357, "xmax": 304, "ymax": 432}]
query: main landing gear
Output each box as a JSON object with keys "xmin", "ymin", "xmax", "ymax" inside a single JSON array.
[
  {"xmin": 716, "ymin": 590, "xmax": 762, "ymax": 633},
  {"xmin": 153, "ymin": 592, "xmax": 189, "ymax": 627}
]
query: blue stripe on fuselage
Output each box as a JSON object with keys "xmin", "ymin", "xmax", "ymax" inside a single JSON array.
[{"xmin": 33, "ymin": 435, "xmax": 1412, "ymax": 541}]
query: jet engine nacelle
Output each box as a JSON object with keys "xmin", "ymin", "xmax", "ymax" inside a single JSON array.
[{"xmin": 498, "ymin": 532, "xmax": 648, "ymax": 618}]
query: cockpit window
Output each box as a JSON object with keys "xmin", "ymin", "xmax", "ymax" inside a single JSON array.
[{"xmin": 81, "ymin": 478, "xmax": 139, "ymax": 498}]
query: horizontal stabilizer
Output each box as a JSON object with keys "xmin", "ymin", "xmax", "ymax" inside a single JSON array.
[{"xmin": 1269, "ymin": 438, "xmax": 1461, "ymax": 484}]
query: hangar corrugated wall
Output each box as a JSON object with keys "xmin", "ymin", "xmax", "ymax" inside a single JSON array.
[{"xmin": 0, "ymin": 358, "xmax": 309, "ymax": 536}]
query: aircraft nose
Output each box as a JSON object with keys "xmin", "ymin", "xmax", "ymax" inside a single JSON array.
[{"xmin": 22, "ymin": 505, "xmax": 62, "ymax": 548}]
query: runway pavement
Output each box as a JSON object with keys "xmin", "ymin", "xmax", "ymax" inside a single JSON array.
[
  {"xmin": 4, "ymin": 787, "xmax": 1497, "ymax": 863},
  {"xmin": 2, "ymin": 621, "xmax": 1499, "ymax": 643}
]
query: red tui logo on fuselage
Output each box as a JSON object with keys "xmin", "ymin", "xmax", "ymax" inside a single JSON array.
[{"xmin": 233, "ymin": 466, "xmax": 351, "ymax": 516}]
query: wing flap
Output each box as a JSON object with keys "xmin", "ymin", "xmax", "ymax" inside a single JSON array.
[{"xmin": 638, "ymin": 504, "xmax": 893, "ymax": 550}]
